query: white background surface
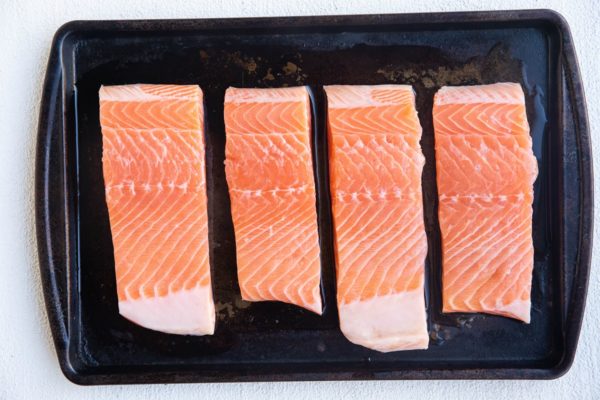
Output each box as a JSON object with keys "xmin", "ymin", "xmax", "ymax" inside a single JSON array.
[{"xmin": 1, "ymin": 0, "xmax": 598, "ymax": 399}]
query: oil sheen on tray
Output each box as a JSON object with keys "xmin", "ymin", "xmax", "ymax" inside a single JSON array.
[
  {"xmin": 325, "ymin": 85, "xmax": 429, "ymax": 352},
  {"xmin": 433, "ymin": 83, "xmax": 538, "ymax": 323},
  {"xmin": 224, "ymin": 87, "xmax": 322, "ymax": 314},
  {"xmin": 99, "ymin": 84, "xmax": 215, "ymax": 335}
]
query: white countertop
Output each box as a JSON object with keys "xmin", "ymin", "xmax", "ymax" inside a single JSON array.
[{"xmin": 1, "ymin": 0, "xmax": 598, "ymax": 398}]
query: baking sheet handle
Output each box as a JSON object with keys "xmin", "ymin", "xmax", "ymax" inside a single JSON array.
[
  {"xmin": 557, "ymin": 10, "xmax": 593, "ymax": 372},
  {"xmin": 35, "ymin": 41, "xmax": 71, "ymax": 366}
]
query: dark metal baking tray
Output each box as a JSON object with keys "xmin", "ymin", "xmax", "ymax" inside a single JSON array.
[{"xmin": 35, "ymin": 10, "xmax": 592, "ymax": 384}]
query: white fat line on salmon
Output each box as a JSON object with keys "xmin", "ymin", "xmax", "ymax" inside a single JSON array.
[
  {"xmin": 105, "ymin": 182, "xmax": 204, "ymax": 194},
  {"xmin": 230, "ymin": 185, "xmax": 310, "ymax": 197},
  {"xmin": 438, "ymin": 193, "xmax": 528, "ymax": 202},
  {"xmin": 335, "ymin": 190, "xmax": 419, "ymax": 202}
]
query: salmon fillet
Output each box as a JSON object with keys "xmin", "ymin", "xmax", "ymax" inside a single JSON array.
[
  {"xmin": 325, "ymin": 85, "xmax": 429, "ymax": 352},
  {"xmin": 224, "ymin": 87, "xmax": 322, "ymax": 314},
  {"xmin": 433, "ymin": 83, "xmax": 538, "ymax": 323},
  {"xmin": 99, "ymin": 84, "xmax": 215, "ymax": 335}
]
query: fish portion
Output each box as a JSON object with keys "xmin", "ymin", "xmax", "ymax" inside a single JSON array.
[
  {"xmin": 99, "ymin": 84, "xmax": 215, "ymax": 335},
  {"xmin": 325, "ymin": 85, "xmax": 429, "ymax": 352},
  {"xmin": 224, "ymin": 87, "xmax": 322, "ymax": 314},
  {"xmin": 433, "ymin": 83, "xmax": 538, "ymax": 323}
]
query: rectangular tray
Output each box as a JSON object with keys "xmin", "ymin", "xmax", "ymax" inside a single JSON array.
[{"xmin": 36, "ymin": 10, "xmax": 593, "ymax": 384}]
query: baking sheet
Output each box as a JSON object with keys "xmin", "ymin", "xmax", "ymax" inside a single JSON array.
[{"xmin": 35, "ymin": 10, "xmax": 592, "ymax": 384}]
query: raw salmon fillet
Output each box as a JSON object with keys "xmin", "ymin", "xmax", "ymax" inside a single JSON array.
[
  {"xmin": 224, "ymin": 87, "xmax": 322, "ymax": 314},
  {"xmin": 325, "ymin": 85, "xmax": 429, "ymax": 352},
  {"xmin": 99, "ymin": 84, "xmax": 215, "ymax": 335},
  {"xmin": 433, "ymin": 83, "xmax": 538, "ymax": 323}
]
